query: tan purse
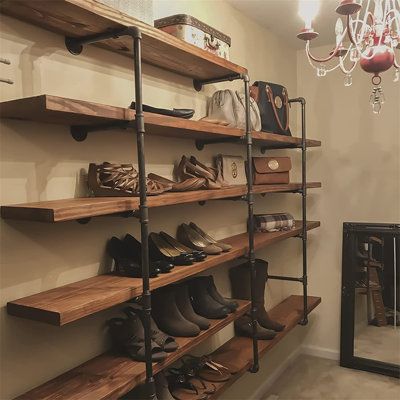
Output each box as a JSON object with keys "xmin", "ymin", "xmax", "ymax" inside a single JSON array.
[
  {"xmin": 252, "ymin": 157, "xmax": 291, "ymax": 185},
  {"xmin": 216, "ymin": 154, "xmax": 247, "ymax": 186}
]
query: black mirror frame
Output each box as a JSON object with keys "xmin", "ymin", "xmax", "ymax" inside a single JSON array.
[{"xmin": 340, "ymin": 222, "xmax": 400, "ymax": 378}]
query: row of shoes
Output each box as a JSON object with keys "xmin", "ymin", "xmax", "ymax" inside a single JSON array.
[
  {"xmin": 107, "ymin": 276, "xmax": 237, "ymax": 362},
  {"xmin": 88, "ymin": 156, "xmax": 226, "ymax": 197},
  {"xmin": 125, "ymin": 355, "xmax": 234, "ymax": 400},
  {"xmin": 108, "ymin": 223, "xmax": 232, "ymax": 278}
]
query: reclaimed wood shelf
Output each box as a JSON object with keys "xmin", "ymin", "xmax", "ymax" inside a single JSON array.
[
  {"xmin": 0, "ymin": 95, "xmax": 321, "ymax": 149},
  {"xmin": 0, "ymin": 0, "xmax": 246, "ymax": 81},
  {"xmin": 1, "ymin": 182, "xmax": 321, "ymax": 223},
  {"xmin": 7, "ymin": 221, "xmax": 320, "ymax": 326},
  {"xmin": 15, "ymin": 300, "xmax": 250, "ymax": 400},
  {"xmin": 208, "ymin": 295, "xmax": 322, "ymax": 399}
]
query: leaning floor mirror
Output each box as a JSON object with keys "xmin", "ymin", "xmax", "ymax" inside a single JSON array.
[{"xmin": 340, "ymin": 223, "xmax": 400, "ymax": 378}]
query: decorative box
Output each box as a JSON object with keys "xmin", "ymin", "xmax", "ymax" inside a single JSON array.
[
  {"xmin": 154, "ymin": 14, "xmax": 231, "ymax": 60},
  {"xmin": 97, "ymin": 0, "xmax": 154, "ymax": 26}
]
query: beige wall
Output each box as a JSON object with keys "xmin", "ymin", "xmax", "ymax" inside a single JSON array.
[
  {"xmin": 297, "ymin": 44, "xmax": 400, "ymax": 355},
  {"xmin": 0, "ymin": 1, "xmax": 323, "ymax": 399}
]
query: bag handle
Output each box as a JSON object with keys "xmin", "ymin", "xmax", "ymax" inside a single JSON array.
[{"xmin": 265, "ymin": 85, "xmax": 289, "ymax": 132}]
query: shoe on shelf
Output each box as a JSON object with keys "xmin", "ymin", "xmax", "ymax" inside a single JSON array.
[
  {"xmin": 152, "ymin": 287, "xmax": 200, "ymax": 337},
  {"xmin": 123, "ymin": 234, "xmax": 174, "ymax": 274},
  {"xmin": 181, "ymin": 355, "xmax": 231, "ymax": 382},
  {"xmin": 107, "ymin": 316, "xmax": 167, "ymax": 362},
  {"xmin": 160, "ymin": 231, "xmax": 207, "ymax": 262},
  {"xmin": 148, "ymin": 173, "xmax": 206, "ymax": 192},
  {"xmin": 189, "ymin": 277, "xmax": 230, "ymax": 319},
  {"xmin": 124, "ymin": 306, "xmax": 178, "ymax": 353},
  {"xmin": 234, "ymin": 314, "xmax": 277, "ymax": 340},
  {"xmin": 167, "ymin": 368, "xmax": 208, "ymax": 400},
  {"xmin": 149, "ymin": 232, "xmax": 195, "ymax": 266},
  {"xmin": 107, "ymin": 237, "xmax": 160, "ymax": 278},
  {"xmin": 202, "ymin": 275, "xmax": 238, "ymax": 312},
  {"xmin": 177, "ymin": 223, "xmax": 223, "ymax": 255},
  {"xmin": 189, "ymin": 222, "xmax": 232, "ymax": 252},
  {"xmin": 88, "ymin": 162, "xmax": 171, "ymax": 197},
  {"xmin": 175, "ymin": 283, "xmax": 210, "ymax": 331},
  {"xmin": 230, "ymin": 259, "xmax": 285, "ymax": 332}
]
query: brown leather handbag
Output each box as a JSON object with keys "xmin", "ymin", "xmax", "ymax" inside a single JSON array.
[{"xmin": 252, "ymin": 157, "xmax": 291, "ymax": 185}]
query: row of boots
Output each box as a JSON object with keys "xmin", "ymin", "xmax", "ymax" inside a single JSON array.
[
  {"xmin": 230, "ymin": 259, "xmax": 285, "ymax": 340},
  {"xmin": 152, "ymin": 276, "xmax": 238, "ymax": 337}
]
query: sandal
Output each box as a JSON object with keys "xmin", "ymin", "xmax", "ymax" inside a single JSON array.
[
  {"xmin": 88, "ymin": 162, "xmax": 171, "ymax": 196},
  {"xmin": 107, "ymin": 317, "xmax": 167, "ymax": 362},
  {"xmin": 176, "ymin": 156, "xmax": 220, "ymax": 190},
  {"xmin": 181, "ymin": 355, "xmax": 231, "ymax": 383},
  {"xmin": 124, "ymin": 306, "xmax": 179, "ymax": 353},
  {"xmin": 148, "ymin": 173, "xmax": 206, "ymax": 192},
  {"xmin": 167, "ymin": 369, "xmax": 208, "ymax": 400},
  {"xmin": 189, "ymin": 156, "xmax": 225, "ymax": 189}
]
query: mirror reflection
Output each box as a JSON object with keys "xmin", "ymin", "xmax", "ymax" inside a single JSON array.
[{"xmin": 354, "ymin": 233, "xmax": 400, "ymax": 365}]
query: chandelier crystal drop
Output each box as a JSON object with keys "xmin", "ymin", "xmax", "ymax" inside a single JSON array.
[{"xmin": 298, "ymin": 0, "xmax": 400, "ymax": 113}]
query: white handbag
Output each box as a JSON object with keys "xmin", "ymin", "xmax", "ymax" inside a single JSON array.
[
  {"xmin": 202, "ymin": 89, "xmax": 261, "ymax": 131},
  {"xmin": 216, "ymin": 154, "xmax": 247, "ymax": 186}
]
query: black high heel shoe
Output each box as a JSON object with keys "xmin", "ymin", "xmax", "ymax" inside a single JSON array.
[
  {"xmin": 107, "ymin": 237, "xmax": 160, "ymax": 278},
  {"xmin": 149, "ymin": 233, "xmax": 194, "ymax": 266},
  {"xmin": 124, "ymin": 234, "xmax": 174, "ymax": 273},
  {"xmin": 159, "ymin": 231, "xmax": 207, "ymax": 262}
]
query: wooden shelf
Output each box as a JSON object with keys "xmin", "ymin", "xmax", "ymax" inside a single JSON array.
[
  {"xmin": 7, "ymin": 221, "xmax": 320, "ymax": 326},
  {"xmin": 15, "ymin": 300, "xmax": 250, "ymax": 400},
  {"xmin": 1, "ymin": 182, "xmax": 321, "ymax": 223},
  {"xmin": 208, "ymin": 295, "xmax": 322, "ymax": 399},
  {"xmin": 0, "ymin": 95, "xmax": 321, "ymax": 149},
  {"xmin": 0, "ymin": 0, "xmax": 246, "ymax": 81}
]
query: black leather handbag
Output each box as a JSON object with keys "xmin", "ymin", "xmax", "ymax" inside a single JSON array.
[{"xmin": 250, "ymin": 81, "xmax": 291, "ymax": 136}]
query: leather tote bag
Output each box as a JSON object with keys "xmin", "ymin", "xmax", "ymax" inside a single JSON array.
[
  {"xmin": 202, "ymin": 89, "xmax": 261, "ymax": 131},
  {"xmin": 250, "ymin": 81, "xmax": 291, "ymax": 136}
]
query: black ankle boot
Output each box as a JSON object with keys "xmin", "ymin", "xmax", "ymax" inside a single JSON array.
[{"xmin": 189, "ymin": 277, "xmax": 230, "ymax": 319}]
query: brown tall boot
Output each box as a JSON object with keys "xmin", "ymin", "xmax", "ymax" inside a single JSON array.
[{"xmin": 229, "ymin": 259, "xmax": 285, "ymax": 332}]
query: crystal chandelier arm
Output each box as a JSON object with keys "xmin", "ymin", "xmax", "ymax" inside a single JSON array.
[
  {"xmin": 305, "ymin": 28, "xmax": 348, "ymax": 63},
  {"xmin": 305, "ymin": 43, "xmax": 344, "ymax": 73}
]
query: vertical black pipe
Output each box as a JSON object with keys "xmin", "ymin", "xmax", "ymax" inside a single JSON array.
[
  {"xmin": 300, "ymin": 98, "xmax": 308, "ymax": 325},
  {"xmin": 243, "ymin": 74, "xmax": 259, "ymax": 372},
  {"xmin": 133, "ymin": 35, "xmax": 156, "ymax": 399}
]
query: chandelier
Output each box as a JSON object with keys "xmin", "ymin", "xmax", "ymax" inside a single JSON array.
[{"xmin": 297, "ymin": 0, "xmax": 400, "ymax": 113}]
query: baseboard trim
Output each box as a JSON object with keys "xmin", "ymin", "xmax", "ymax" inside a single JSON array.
[
  {"xmin": 301, "ymin": 344, "xmax": 340, "ymax": 361},
  {"xmin": 251, "ymin": 347, "xmax": 302, "ymax": 400}
]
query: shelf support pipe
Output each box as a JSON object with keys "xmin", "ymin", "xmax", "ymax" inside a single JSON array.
[
  {"xmin": 243, "ymin": 74, "xmax": 259, "ymax": 373},
  {"xmin": 65, "ymin": 26, "xmax": 157, "ymax": 400},
  {"xmin": 289, "ymin": 97, "xmax": 308, "ymax": 326}
]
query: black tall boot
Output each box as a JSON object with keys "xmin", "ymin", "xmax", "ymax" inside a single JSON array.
[{"xmin": 229, "ymin": 259, "xmax": 285, "ymax": 332}]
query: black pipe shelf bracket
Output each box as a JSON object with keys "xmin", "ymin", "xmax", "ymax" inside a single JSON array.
[
  {"xmin": 195, "ymin": 137, "xmax": 245, "ymax": 151},
  {"xmin": 65, "ymin": 26, "xmax": 157, "ymax": 400},
  {"xmin": 70, "ymin": 120, "xmax": 133, "ymax": 142}
]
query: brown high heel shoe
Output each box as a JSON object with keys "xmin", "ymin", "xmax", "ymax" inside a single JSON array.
[
  {"xmin": 88, "ymin": 162, "xmax": 171, "ymax": 196},
  {"xmin": 177, "ymin": 223, "xmax": 223, "ymax": 255},
  {"xmin": 176, "ymin": 156, "xmax": 220, "ymax": 190},
  {"xmin": 147, "ymin": 173, "xmax": 205, "ymax": 192}
]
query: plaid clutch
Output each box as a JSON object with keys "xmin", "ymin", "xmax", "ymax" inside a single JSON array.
[{"xmin": 253, "ymin": 213, "xmax": 295, "ymax": 232}]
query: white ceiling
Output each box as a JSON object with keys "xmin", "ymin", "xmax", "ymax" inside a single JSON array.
[{"xmin": 226, "ymin": 0, "xmax": 341, "ymax": 49}]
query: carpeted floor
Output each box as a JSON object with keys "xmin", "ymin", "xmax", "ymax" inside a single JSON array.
[
  {"xmin": 262, "ymin": 355, "xmax": 399, "ymax": 400},
  {"xmin": 355, "ymin": 324, "xmax": 400, "ymax": 365}
]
